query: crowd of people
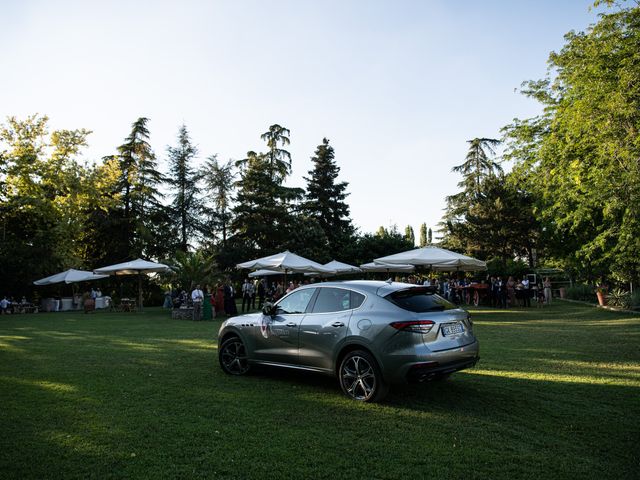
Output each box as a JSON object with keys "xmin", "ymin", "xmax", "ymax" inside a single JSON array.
[
  {"xmin": 398, "ymin": 274, "xmax": 554, "ymax": 308},
  {"xmin": 165, "ymin": 273, "xmax": 554, "ymax": 320},
  {"xmin": 0, "ymin": 295, "xmax": 36, "ymax": 314},
  {"xmin": 166, "ymin": 277, "xmax": 319, "ymax": 319}
]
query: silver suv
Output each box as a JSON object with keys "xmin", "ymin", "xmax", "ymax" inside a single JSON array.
[{"xmin": 217, "ymin": 280, "xmax": 479, "ymax": 402}]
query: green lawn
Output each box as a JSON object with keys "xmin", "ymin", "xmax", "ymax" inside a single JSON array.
[{"xmin": 0, "ymin": 302, "xmax": 638, "ymax": 479}]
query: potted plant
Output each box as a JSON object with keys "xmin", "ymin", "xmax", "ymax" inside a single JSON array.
[{"xmin": 596, "ymin": 285, "xmax": 608, "ymax": 306}]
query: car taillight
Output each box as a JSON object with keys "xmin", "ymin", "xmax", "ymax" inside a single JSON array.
[{"xmin": 390, "ymin": 320, "xmax": 435, "ymax": 334}]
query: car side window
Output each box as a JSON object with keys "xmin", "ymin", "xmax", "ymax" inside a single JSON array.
[
  {"xmin": 312, "ymin": 288, "xmax": 352, "ymax": 313},
  {"xmin": 350, "ymin": 291, "xmax": 365, "ymax": 309},
  {"xmin": 277, "ymin": 289, "xmax": 316, "ymax": 314}
]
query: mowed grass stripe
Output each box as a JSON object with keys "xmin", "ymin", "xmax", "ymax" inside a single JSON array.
[{"xmin": 0, "ymin": 302, "xmax": 638, "ymax": 479}]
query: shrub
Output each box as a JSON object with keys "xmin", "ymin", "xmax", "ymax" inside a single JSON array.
[
  {"xmin": 607, "ymin": 288, "xmax": 631, "ymax": 310},
  {"xmin": 565, "ymin": 284, "xmax": 596, "ymax": 303}
]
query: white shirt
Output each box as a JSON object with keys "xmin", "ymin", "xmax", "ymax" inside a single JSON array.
[{"xmin": 191, "ymin": 289, "xmax": 204, "ymax": 303}]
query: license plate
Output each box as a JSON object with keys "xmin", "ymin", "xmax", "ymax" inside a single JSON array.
[{"xmin": 442, "ymin": 322, "xmax": 464, "ymax": 336}]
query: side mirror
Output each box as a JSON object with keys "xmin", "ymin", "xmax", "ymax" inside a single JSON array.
[{"xmin": 262, "ymin": 302, "xmax": 276, "ymax": 317}]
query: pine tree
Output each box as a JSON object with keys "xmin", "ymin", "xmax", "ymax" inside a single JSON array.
[
  {"xmin": 166, "ymin": 124, "xmax": 201, "ymax": 252},
  {"xmin": 303, "ymin": 138, "xmax": 354, "ymax": 252},
  {"xmin": 231, "ymin": 151, "xmax": 303, "ymax": 255},
  {"xmin": 260, "ymin": 124, "xmax": 292, "ymax": 181},
  {"xmin": 202, "ymin": 155, "xmax": 235, "ymax": 246},
  {"xmin": 114, "ymin": 117, "xmax": 165, "ymax": 258}
]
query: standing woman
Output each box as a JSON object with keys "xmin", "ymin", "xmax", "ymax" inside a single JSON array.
[
  {"xmin": 543, "ymin": 277, "xmax": 552, "ymax": 304},
  {"xmin": 506, "ymin": 276, "xmax": 516, "ymax": 307},
  {"xmin": 202, "ymin": 285, "xmax": 213, "ymax": 320},
  {"xmin": 215, "ymin": 283, "xmax": 225, "ymax": 316}
]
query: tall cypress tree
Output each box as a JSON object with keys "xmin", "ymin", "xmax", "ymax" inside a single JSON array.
[
  {"xmin": 419, "ymin": 223, "xmax": 428, "ymax": 247},
  {"xmin": 303, "ymin": 138, "xmax": 354, "ymax": 253},
  {"xmin": 404, "ymin": 225, "xmax": 415, "ymax": 246}
]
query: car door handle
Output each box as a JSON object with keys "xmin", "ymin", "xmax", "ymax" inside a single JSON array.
[
  {"xmin": 286, "ymin": 322, "xmax": 297, "ymax": 327},
  {"xmin": 331, "ymin": 322, "xmax": 345, "ymax": 327}
]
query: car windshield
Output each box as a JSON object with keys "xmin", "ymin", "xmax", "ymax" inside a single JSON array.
[{"xmin": 386, "ymin": 287, "xmax": 456, "ymax": 312}]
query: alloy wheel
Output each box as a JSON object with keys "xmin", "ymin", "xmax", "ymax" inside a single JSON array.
[
  {"xmin": 340, "ymin": 354, "xmax": 377, "ymax": 401},
  {"xmin": 220, "ymin": 337, "xmax": 250, "ymax": 375}
]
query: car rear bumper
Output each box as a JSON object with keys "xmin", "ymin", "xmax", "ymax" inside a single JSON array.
[
  {"xmin": 406, "ymin": 356, "xmax": 480, "ymax": 382},
  {"xmin": 381, "ymin": 339, "xmax": 480, "ymax": 384}
]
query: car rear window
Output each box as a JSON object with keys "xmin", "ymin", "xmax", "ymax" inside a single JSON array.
[{"xmin": 386, "ymin": 287, "xmax": 456, "ymax": 312}]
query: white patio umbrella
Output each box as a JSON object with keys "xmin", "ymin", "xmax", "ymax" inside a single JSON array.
[
  {"xmin": 306, "ymin": 260, "xmax": 362, "ymax": 278},
  {"xmin": 236, "ymin": 251, "xmax": 335, "ymax": 275},
  {"xmin": 248, "ymin": 269, "xmax": 283, "ymax": 278},
  {"xmin": 94, "ymin": 258, "xmax": 171, "ymax": 309},
  {"xmin": 360, "ymin": 261, "xmax": 416, "ymax": 273},
  {"xmin": 374, "ymin": 246, "xmax": 486, "ymax": 272},
  {"xmin": 34, "ymin": 269, "xmax": 109, "ymax": 285}
]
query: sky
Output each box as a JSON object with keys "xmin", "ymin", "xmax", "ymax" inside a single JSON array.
[{"xmin": 0, "ymin": 0, "xmax": 613, "ymax": 237}]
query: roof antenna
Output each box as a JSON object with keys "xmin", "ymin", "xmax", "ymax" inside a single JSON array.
[{"xmin": 386, "ymin": 277, "xmax": 393, "ymax": 284}]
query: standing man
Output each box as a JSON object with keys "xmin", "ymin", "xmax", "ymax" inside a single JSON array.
[
  {"xmin": 257, "ymin": 279, "xmax": 266, "ymax": 309},
  {"xmin": 521, "ymin": 277, "xmax": 531, "ymax": 307},
  {"xmin": 191, "ymin": 284, "xmax": 204, "ymax": 320},
  {"xmin": 241, "ymin": 279, "xmax": 253, "ymax": 313}
]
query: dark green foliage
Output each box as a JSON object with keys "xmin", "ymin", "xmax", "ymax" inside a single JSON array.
[
  {"xmin": 565, "ymin": 284, "xmax": 597, "ymax": 303},
  {"xmin": 452, "ymin": 138, "xmax": 502, "ymax": 198},
  {"xmin": 201, "ymin": 155, "xmax": 235, "ymax": 247},
  {"xmin": 260, "ymin": 124, "xmax": 292, "ymax": 181},
  {"xmin": 349, "ymin": 229, "xmax": 414, "ymax": 266},
  {"xmin": 112, "ymin": 117, "xmax": 166, "ymax": 259},
  {"xmin": 303, "ymin": 138, "xmax": 355, "ymax": 254},
  {"xmin": 230, "ymin": 150, "xmax": 302, "ymax": 253},
  {"xmin": 607, "ymin": 288, "xmax": 632, "ymax": 309},
  {"xmin": 166, "ymin": 124, "xmax": 202, "ymax": 252},
  {"xmin": 442, "ymin": 167, "xmax": 539, "ymax": 267}
]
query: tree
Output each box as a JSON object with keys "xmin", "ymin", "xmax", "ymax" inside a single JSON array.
[
  {"xmin": 112, "ymin": 117, "xmax": 165, "ymax": 259},
  {"xmin": 202, "ymin": 155, "xmax": 235, "ymax": 246},
  {"xmin": 0, "ymin": 115, "xmax": 93, "ymax": 295},
  {"xmin": 303, "ymin": 138, "xmax": 355, "ymax": 252},
  {"xmin": 260, "ymin": 124, "xmax": 292, "ymax": 181},
  {"xmin": 419, "ymin": 223, "xmax": 428, "ymax": 247},
  {"xmin": 350, "ymin": 231, "xmax": 415, "ymax": 266},
  {"xmin": 170, "ymin": 250, "xmax": 215, "ymax": 291},
  {"xmin": 404, "ymin": 225, "xmax": 415, "ymax": 246},
  {"xmin": 450, "ymin": 174, "xmax": 539, "ymax": 266},
  {"xmin": 452, "ymin": 138, "xmax": 503, "ymax": 198},
  {"xmin": 428, "ymin": 228, "xmax": 433, "ymax": 245},
  {"xmin": 441, "ymin": 137, "xmax": 505, "ymax": 254},
  {"xmin": 230, "ymin": 150, "xmax": 303, "ymax": 256},
  {"xmin": 503, "ymin": 4, "xmax": 640, "ymax": 283},
  {"xmin": 166, "ymin": 124, "xmax": 201, "ymax": 252}
]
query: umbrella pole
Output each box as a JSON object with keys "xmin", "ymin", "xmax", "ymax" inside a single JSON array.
[{"xmin": 138, "ymin": 273, "xmax": 143, "ymax": 311}]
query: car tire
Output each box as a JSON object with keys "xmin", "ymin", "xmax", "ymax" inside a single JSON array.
[
  {"xmin": 219, "ymin": 336, "xmax": 251, "ymax": 375},
  {"xmin": 338, "ymin": 350, "xmax": 388, "ymax": 402}
]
